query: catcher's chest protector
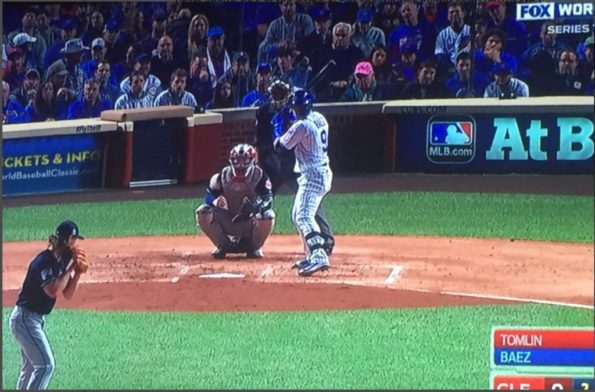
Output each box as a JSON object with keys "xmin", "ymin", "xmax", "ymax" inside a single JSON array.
[{"xmin": 220, "ymin": 166, "xmax": 263, "ymax": 214}]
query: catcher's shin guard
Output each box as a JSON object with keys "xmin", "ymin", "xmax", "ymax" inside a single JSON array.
[
  {"xmin": 196, "ymin": 204, "xmax": 232, "ymax": 250},
  {"xmin": 251, "ymin": 209, "xmax": 275, "ymax": 250}
]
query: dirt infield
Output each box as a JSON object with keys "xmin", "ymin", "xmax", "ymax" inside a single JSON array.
[
  {"xmin": 3, "ymin": 174, "xmax": 593, "ymax": 312},
  {"xmin": 3, "ymin": 235, "xmax": 593, "ymax": 312}
]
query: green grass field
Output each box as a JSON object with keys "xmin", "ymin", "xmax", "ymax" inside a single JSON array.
[{"xmin": 3, "ymin": 192, "xmax": 594, "ymax": 389}]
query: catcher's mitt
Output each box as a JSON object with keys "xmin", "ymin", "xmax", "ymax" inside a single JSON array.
[
  {"xmin": 72, "ymin": 246, "xmax": 88, "ymax": 274},
  {"xmin": 232, "ymin": 197, "xmax": 260, "ymax": 223}
]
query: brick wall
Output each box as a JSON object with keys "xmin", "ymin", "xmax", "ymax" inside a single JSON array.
[{"xmin": 212, "ymin": 103, "xmax": 393, "ymax": 174}]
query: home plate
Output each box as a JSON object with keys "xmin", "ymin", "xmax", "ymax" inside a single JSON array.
[{"xmin": 198, "ymin": 273, "xmax": 246, "ymax": 279}]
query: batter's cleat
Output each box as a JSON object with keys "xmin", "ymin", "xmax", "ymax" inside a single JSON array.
[
  {"xmin": 298, "ymin": 261, "xmax": 329, "ymax": 277},
  {"xmin": 211, "ymin": 247, "xmax": 227, "ymax": 259},
  {"xmin": 322, "ymin": 235, "xmax": 335, "ymax": 256},
  {"xmin": 246, "ymin": 248, "xmax": 264, "ymax": 259},
  {"xmin": 291, "ymin": 258, "xmax": 309, "ymax": 269}
]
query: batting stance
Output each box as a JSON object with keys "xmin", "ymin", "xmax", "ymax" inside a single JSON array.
[
  {"xmin": 274, "ymin": 90, "xmax": 333, "ymax": 276},
  {"xmin": 255, "ymin": 80, "xmax": 335, "ymax": 254},
  {"xmin": 196, "ymin": 144, "xmax": 275, "ymax": 259},
  {"xmin": 9, "ymin": 220, "xmax": 88, "ymax": 390}
]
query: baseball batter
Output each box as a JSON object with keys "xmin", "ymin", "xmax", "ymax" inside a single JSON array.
[
  {"xmin": 255, "ymin": 80, "xmax": 335, "ymax": 255},
  {"xmin": 9, "ymin": 220, "xmax": 88, "ymax": 390},
  {"xmin": 196, "ymin": 144, "xmax": 275, "ymax": 258},
  {"xmin": 275, "ymin": 90, "xmax": 333, "ymax": 276}
]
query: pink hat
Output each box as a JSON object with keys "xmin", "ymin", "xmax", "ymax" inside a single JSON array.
[{"xmin": 354, "ymin": 61, "xmax": 373, "ymax": 75}]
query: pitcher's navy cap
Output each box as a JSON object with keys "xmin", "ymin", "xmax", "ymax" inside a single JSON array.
[{"xmin": 56, "ymin": 220, "xmax": 85, "ymax": 240}]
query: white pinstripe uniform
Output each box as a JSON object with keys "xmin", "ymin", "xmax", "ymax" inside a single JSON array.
[{"xmin": 279, "ymin": 110, "xmax": 333, "ymax": 266}]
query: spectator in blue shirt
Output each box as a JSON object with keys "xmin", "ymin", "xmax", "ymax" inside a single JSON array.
[
  {"xmin": 3, "ymin": 80, "xmax": 24, "ymax": 124},
  {"xmin": 446, "ymin": 52, "xmax": 490, "ymax": 98},
  {"xmin": 187, "ymin": 53, "xmax": 214, "ymax": 109},
  {"xmin": 94, "ymin": 61, "xmax": 121, "ymax": 107},
  {"xmin": 81, "ymin": 38, "xmax": 108, "ymax": 79},
  {"xmin": 351, "ymin": 7, "xmax": 386, "ymax": 59},
  {"xmin": 485, "ymin": 0, "xmax": 527, "ymax": 58},
  {"xmin": 387, "ymin": 0, "xmax": 436, "ymax": 64},
  {"xmin": 66, "ymin": 78, "xmax": 111, "ymax": 119},
  {"xmin": 474, "ymin": 28, "xmax": 518, "ymax": 77},
  {"xmin": 154, "ymin": 68, "xmax": 199, "ymax": 111},
  {"xmin": 242, "ymin": 63, "xmax": 272, "ymax": 107},
  {"xmin": 271, "ymin": 46, "xmax": 308, "ymax": 89},
  {"xmin": 43, "ymin": 18, "xmax": 78, "ymax": 69}
]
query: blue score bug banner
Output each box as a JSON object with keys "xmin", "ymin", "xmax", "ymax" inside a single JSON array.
[
  {"xmin": 2, "ymin": 134, "xmax": 103, "ymax": 196},
  {"xmin": 395, "ymin": 113, "xmax": 594, "ymax": 174}
]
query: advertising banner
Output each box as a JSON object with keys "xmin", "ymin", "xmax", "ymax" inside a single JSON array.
[
  {"xmin": 2, "ymin": 134, "xmax": 103, "ymax": 196},
  {"xmin": 395, "ymin": 113, "xmax": 594, "ymax": 174}
]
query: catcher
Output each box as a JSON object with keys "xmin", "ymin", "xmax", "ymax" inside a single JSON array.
[
  {"xmin": 195, "ymin": 143, "xmax": 275, "ymax": 259},
  {"xmin": 9, "ymin": 220, "xmax": 88, "ymax": 390}
]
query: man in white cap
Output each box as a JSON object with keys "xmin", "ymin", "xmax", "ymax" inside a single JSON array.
[
  {"xmin": 12, "ymin": 32, "xmax": 43, "ymax": 73},
  {"xmin": 81, "ymin": 38, "xmax": 107, "ymax": 79},
  {"xmin": 7, "ymin": 7, "xmax": 47, "ymax": 74},
  {"xmin": 46, "ymin": 38, "xmax": 88, "ymax": 96}
]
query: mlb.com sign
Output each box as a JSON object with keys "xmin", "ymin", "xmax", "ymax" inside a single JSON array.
[
  {"xmin": 426, "ymin": 116, "xmax": 476, "ymax": 164},
  {"xmin": 516, "ymin": 2, "xmax": 593, "ymax": 20}
]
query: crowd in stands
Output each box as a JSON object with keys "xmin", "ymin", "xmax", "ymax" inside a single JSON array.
[{"xmin": 2, "ymin": 0, "xmax": 594, "ymax": 124}]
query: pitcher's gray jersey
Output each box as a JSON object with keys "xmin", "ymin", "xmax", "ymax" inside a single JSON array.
[{"xmin": 280, "ymin": 111, "xmax": 329, "ymax": 173}]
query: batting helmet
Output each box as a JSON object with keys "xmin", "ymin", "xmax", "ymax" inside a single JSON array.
[
  {"xmin": 289, "ymin": 89, "xmax": 314, "ymax": 118},
  {"xmin": 229, "ymin": 144, "xmax": 257, "ymax": 178}
]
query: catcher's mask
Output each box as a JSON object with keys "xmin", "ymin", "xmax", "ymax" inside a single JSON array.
[{"xmin": 229, "ymin": 144, "xmax": 256, "ymax": 178}]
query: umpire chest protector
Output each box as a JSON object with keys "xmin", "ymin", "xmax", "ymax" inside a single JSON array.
[{"xmin": 220, "ymin": 166, "xmax": 263, "ymax": 214}]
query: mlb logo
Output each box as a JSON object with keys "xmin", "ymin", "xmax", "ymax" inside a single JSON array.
[
  {"xmin": 426, "ymin": 116, "xmax": 476, "ymax": 164},
  {"xmin": 430, "ymin": 121, "xmax": 474, "ymax": 146}
]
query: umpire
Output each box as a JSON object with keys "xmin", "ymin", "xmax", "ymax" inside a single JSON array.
[{"xmin": 254, "ymin": 80, "xmax": 335, "ymax": 254}]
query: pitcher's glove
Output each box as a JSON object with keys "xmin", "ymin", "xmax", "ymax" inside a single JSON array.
[
  {"xmin": 72, "ymin": 246, "xmax": 89, "ymax": 274},
  {"xmin": 232, "ymin": 197, "xmax": 260, "ymax": 223}
]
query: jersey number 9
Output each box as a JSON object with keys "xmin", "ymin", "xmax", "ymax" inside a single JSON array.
[{"xmin": 320, "ymin": 130, "xmax": 328, "ymax": 153}]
